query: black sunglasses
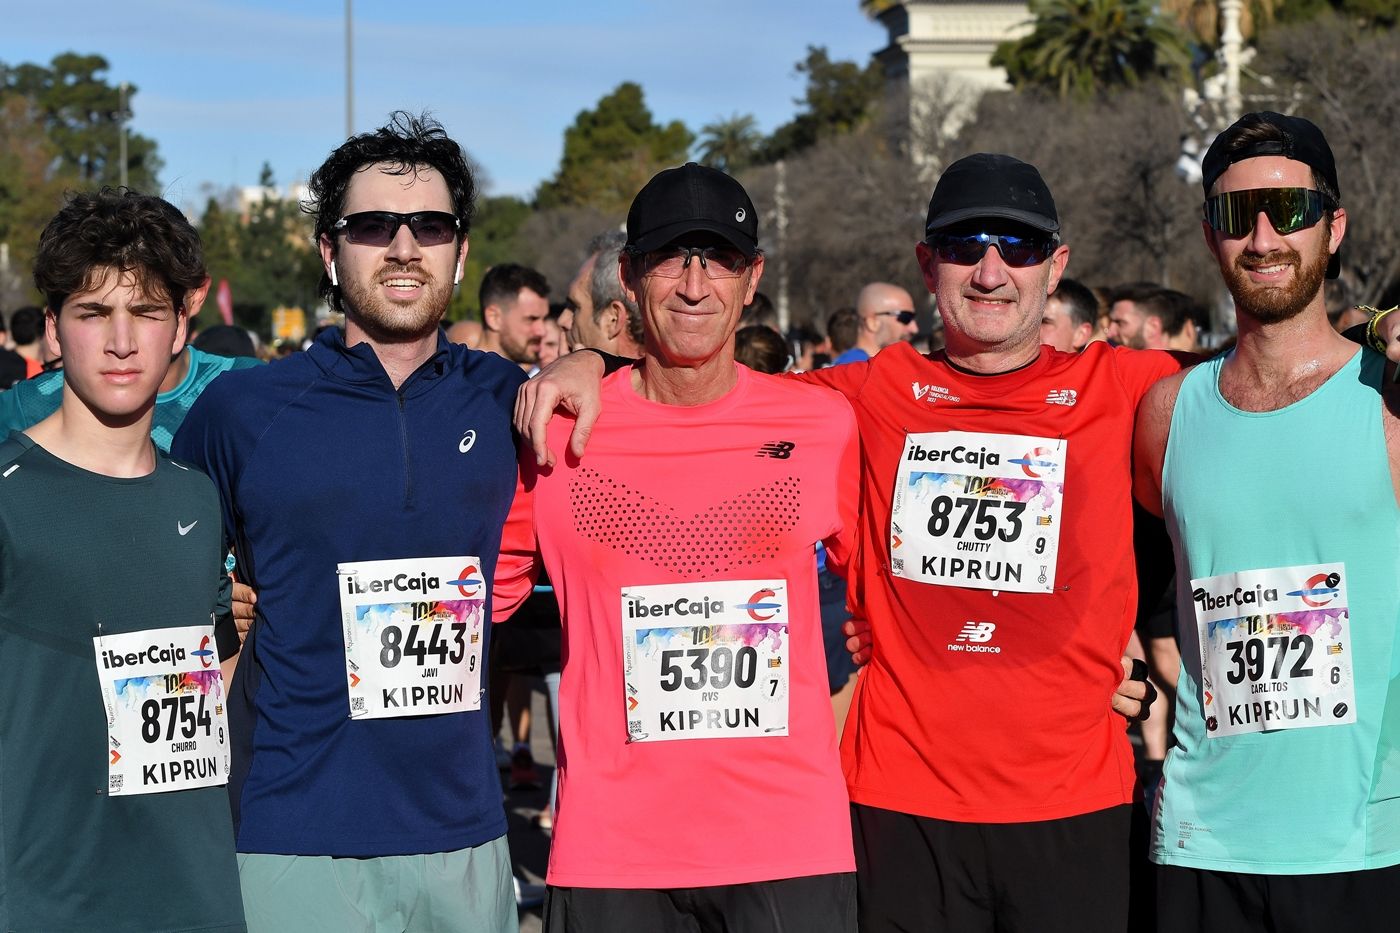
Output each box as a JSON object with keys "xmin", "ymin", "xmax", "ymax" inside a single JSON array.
[
  {"xmin": 925, "ymin": 231, "xmax": 1059, "ymax": 268},
  {"xmin": 1203, "ymin": 187, "xmax": 1328, "ymax": 238},
  {"xmin": 874, "ymin": 310, "xmax": 916, "ymax": 325},
  {"xmin": 332, "ymin": 210, "xmax": 460, "ymax": 247}
]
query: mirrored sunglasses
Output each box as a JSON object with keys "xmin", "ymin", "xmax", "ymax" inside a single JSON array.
[
  {"xmin": 1203, "ymin": 187, "xmax": 1327, "ymax": 237},
  {"xmin": 925, "ymin": 231, "xmax": 1058, "ymax": 268}
]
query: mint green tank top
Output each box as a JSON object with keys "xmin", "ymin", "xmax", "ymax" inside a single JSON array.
[{"xmin": 1152, "ymin": 347, "xmax": 1400, "ymax": 874}]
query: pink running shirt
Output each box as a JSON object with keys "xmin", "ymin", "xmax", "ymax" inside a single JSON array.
[{"xmin": 502, "ymin": 365, "xmax": 859, "ymax": 889}]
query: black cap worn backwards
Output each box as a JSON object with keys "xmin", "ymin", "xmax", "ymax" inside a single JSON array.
[
  {"xmin": 1202, "ymin": 111, "xmax": 1341, "ymax": 279},
  {"xmin": 1201, "ymin": 111, "xmax": 1339, "ymax": 200},
  {"xmin": 924, "ymin": 153, "xmax": 1059, "ymax": 235},
  {"xmin": 626, "ymin": 162, "xmax": 759, "ymax": 256}
]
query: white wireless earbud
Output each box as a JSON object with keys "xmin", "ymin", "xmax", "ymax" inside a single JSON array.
[
  {"xmin": 454, "ymin": 261, "xmax": 463, "ymax": 286},
  {"xmin": 329, "ymin": 261, "xmax": 339, "ymax": 287}
]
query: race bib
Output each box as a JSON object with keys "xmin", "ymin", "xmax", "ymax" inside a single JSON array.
[
  {"xmin": 622, "ymin": 580, "xmax": 789, "ymax": 743},
  {"xmin": 889, "ymin": 431, "xmax": 1066, "ymax": 593},
  {"xmin": 93, "ymin": 624, "xmax": 229, "ymax": 797},
  {"xmin": 338, "ymin": 556, "xmax": 485, "ymax": 719},
  {"xmin": 1192, "ymin": 563, "xmax": 1355, "ymax": 738}
]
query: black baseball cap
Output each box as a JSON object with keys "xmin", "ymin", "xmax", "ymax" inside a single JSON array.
[
  {"xmin": 626, "ymin": 162, "xmax": 759, "ymax": 256},
  {"xmin": 924, "ymin": 153, "xmax": 1059, "ymax": 235},
  {"xmin": 1202, "ymin": 112, "xmax": 1341, "ymax": 278}
]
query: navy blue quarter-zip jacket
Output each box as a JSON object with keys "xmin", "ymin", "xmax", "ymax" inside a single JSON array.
[{"xmin": 172, "ymin": 327, "xmax": 528, "ymax": 856}]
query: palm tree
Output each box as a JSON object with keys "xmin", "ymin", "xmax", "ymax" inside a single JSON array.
[
  {"xmin": 697, "ymin": 114, "xmax": 762, "ymax": 174},
  {"xmin": 994, "ymin": 0, "xmax": 1193, "ymax": 100}
]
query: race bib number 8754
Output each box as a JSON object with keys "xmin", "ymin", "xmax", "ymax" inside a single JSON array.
[{"xmin": 890, "ymin": 431, "xmax": 1066, "ymax": 593}]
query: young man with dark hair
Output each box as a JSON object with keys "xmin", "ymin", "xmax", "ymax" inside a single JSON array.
[
  {"xmin": 0, "ymin": 189, "xmax": 244, "ymax": 931},
  {"xmin": 1136, "ymin": 110, "xmax": 1400, "ymax": 933},
  {"xmin": 478, "ymin": 262, "xmax": 550, "ymax": 369},
  {"xmin": 172, "ymin": 111, "xmax": 531, "ymax": 933}
]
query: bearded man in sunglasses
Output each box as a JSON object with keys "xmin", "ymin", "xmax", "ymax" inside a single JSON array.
[
  {"xmin": 519, "ymin": 152, "xmax": 1178, "ymax": 932},
  {"xmin": 172, "ymin": 113, "xmax": 533, "ymax": 933},
  {"xmin": 1134, "ymin": 112, "xmax": 1400, "ymax": 932}
]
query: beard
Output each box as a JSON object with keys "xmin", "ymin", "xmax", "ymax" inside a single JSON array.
[
  {"xmin": 1222, "ymin": 239, "xmax": 1329, "ymax": 325},
  {"xmin": 340, "ymin": 263, "xmax": 451, "ymax": 342}
]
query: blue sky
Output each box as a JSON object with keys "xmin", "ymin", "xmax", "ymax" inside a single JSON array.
[{"xmin": 8, "ymin": 1, "xmax": 887, "ymax": 211}]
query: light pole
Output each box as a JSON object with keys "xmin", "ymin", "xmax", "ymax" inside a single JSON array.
[
  {"xmin": 1219, "ymin": 0, "xmax": 1243, "ymax": 123},
  {"xmin": 345, "ymin": 0, "xmax": 355, "ymax": 136},
  {"xmin": 118, "ymin": 81, "xmax": 128, "ymax": 189}
]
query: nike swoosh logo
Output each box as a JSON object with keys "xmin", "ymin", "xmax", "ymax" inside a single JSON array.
[{"xmin": 178, "ymin": 520, "xmax": 198, "ymax": 536}]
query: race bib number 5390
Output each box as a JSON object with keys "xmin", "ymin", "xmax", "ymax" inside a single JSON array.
[
  {"xmin": 338, "ymin": 556, "xmax": 485, "ymax": 719},
  {"xmin": 622, "ymin": 580, "xmax": 789, "ymax": 743},
  {"xmin": 890, "ymin": 431, "xmax": 1066, "ymax": 593}
]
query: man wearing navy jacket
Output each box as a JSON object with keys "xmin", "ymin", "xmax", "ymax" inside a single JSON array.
[{"xmin": 173, "ymin": 112, "xmax": 534, "ymax": 933}]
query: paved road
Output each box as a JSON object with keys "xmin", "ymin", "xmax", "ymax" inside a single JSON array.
[{"xmin": 503, "ymin": 683, "xmax": 555, "ymax": 933}]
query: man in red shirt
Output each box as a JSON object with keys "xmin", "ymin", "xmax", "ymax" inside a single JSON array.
[{"xmin": 519, "ymin": 154, "xmax": 1172, "ymax": 933}]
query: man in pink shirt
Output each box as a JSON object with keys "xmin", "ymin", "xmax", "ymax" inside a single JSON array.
[{"xmin": 497, "ymin": 163, "xmax": 861, "ymax": 932}]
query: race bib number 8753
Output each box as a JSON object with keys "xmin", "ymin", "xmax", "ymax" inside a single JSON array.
[
  {"xmin": 890, "ymin": 431, "xmax": 1066, "ymax": 593},
  {"xmin": 622, "ymin": 580, "xmax": 789, "ymax": 743}
]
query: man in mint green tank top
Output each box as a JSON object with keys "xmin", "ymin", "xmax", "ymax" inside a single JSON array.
[{"xmin": 1134, "ymin": 112, "xmax": 1400, "ymax": 932}]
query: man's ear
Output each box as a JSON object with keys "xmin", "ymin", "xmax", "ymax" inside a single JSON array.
[
  {"xmin": 43, "ymin": 306, "xmax": 61, "ymax": 361},
  {"xmin": 602, "ymin": 301, "xmax": 625, "ymax": 341}
]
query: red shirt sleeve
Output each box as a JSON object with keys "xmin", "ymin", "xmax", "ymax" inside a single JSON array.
[{"xmin": 491, "ymin": 449, "xmax": 540, "ymax": 622}]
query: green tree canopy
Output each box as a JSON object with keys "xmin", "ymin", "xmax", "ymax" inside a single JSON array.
[
  {"xmin": 993, "ymin": 0, "xmax": 1192, "ymax": 100},
  {"xmin": 0, "ymin": 52, "xmax": 161, "ymax": 191},
  {"xmin": 762, "ymin": 46, "xmax": 884, "ymax": 161},
  {"xmin": 535, "ymin": 82, "xmax": 693, "ymax": 214},
  {"xmin": 697, "ymin": 113, "xmax": 763, "ymax": 174}
]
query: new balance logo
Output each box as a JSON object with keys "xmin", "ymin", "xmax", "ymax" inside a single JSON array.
[
  {"xmin": 755, "ymin": 441, "xmax": 795, "ymax": 459},
  {"xmin": 1045, "ymin": 389, "xmax": 1078, "ymax": 406},
  {"xmin": 955, "ymin": 621, "xmax": 996, "ymax": 643}
]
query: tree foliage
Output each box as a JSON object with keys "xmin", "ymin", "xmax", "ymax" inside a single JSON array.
[
  {"xmin": 535, "ymin": 82, "xmax": 692, "ymax": 215},
  {"xmin": 195, "ymin": 164, "xmax": 320, "ymax": 335},
  {"xmin": 0, "ymin": 52, "xmax": 162, "ymax": 309},
  {"xmin": 697, "ymin": 114, "xmax": 763, "ymax": 174},
  {"xmin": 763, "ymin": 47, "xmax": 884, "ymax": 160},
  {"xmin": 994, "ymin": 0, "xmax": 1192, "ymax": 100}
]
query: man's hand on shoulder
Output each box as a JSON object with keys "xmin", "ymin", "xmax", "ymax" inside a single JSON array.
[{"xmin": 514, "ymin": 350, "xmax": 608, "ymax": 468}]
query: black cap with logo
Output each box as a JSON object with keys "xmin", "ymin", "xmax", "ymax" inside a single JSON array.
[
  {"xmin": 626, "ymin": 162, "xmax": 759, "ymax": 256},
  {"xmin": 1202, "ymin": 111, "xmax": 1341, "ymax": 279},
  {"xmin": 924, "ymin": 153, "xmax": 1059, "ymax": 235}
]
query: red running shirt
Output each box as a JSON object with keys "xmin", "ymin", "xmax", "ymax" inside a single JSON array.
[
  {"xmin": 797, "ymin": 342, "xmax": 1181, "ymax": 823},
  {"xmin": 502, "ymin": 365, "xmax": 861, "ymax": 888}
]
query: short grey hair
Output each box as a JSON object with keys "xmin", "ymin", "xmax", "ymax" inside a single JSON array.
[{"xmin": 586, "ymin": 229, "xmax": 642, "ymax": 346}]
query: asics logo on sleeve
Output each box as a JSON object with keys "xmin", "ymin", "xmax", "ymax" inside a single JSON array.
[
  {"xmin": 458, "ymin": 429, "xmax": 477, "ymax": 453},
  {"xmin": 755, "ymin": 441, "xmax": 795, "ymax": 459},
  {"xmin": 177, "ymin": 520, "xmax": 198, "ymax": 536}
]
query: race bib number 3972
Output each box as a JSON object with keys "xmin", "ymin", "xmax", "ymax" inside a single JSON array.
[
  {"xmin": 94, "ymin": 624, "xmax": 229, "ymax": 797},
  {"xmin": 622, "ymin": 580, "xmax": 789, "ymax": 743},
  {"xmin": 338, "ymin": 556, "xmax": 485, "ymax": 719},
  {"xmin": 889, "ymin": 431, "xmax": 1066, "ymax": 593},
  {"xmin": 1193, "ymin": 563, "xmax": 1355, "ymax": 738}
]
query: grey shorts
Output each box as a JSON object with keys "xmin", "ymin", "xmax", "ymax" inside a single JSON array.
[{"xmin": 237, "ymin": 835, "xmax": 514, "ymax": 933}]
